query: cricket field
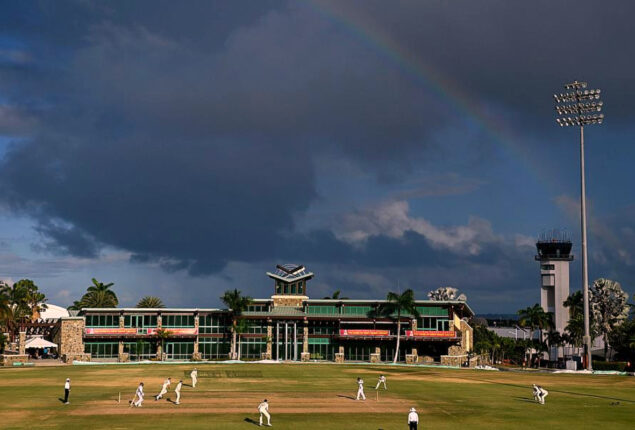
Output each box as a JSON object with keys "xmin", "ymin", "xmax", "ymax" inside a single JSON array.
[{"xmin": 0, "ymin": 363, "xmax": 633, "ymax": 429}]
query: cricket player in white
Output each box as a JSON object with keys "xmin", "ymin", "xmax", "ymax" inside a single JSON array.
[
  {"xmin": 356, "ymin": 377, "xmax": 366, "ymax": 400},
  {"xmin": 131, "ymin": 382, "xmax": 144, "ymax": 407},
  {"xmin": 375, "ymin": 375, "xmax": 387, "ymax": 390},
  {"xmin": 155, "ymin": 377, "xmax": 171, "ymax": 400},
  {"xmin": 174, "ymin": 380, "xmax": 182, "ymax": 405},
  {"xmin": 258, "ymin": 399, "xmax": 272, "ymax": 426},
  {"xmin": 534, "ymin": 384, "xmax": 548, "ymax": 404},
  {"xmin": 407, "ymin": 407, "xmax": 419, "ymax": 430},
  {"xmin": 532, "ymin": 384, "xmax": 540, "ymax": 402},
  {"xmin": 190, "ymin": 368, "xmax": 198, "ymax": 388}
]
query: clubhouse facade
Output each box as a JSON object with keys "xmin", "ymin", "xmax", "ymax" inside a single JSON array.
[{"xmin": 77, "ymin": 264, "xmax": 475, "ymax": 365}]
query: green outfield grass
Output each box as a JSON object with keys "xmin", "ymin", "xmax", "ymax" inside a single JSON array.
[{"xmin": 0, "ymin": 362, "xmax": 633, "ymax": 429}]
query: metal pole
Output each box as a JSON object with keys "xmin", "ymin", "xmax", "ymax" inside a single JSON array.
[
  {"xmin": 579, "ymin": 124, "xmax": 593, "ymax": 370},
  {"xmin": 276, "ymin": 322, "xmax": 279, "ymax": 361}
]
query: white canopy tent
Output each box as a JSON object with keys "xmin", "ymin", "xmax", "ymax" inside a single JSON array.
[{"xmin": 25, "ymin": 337, "xmax": 58, "ymax": 349}]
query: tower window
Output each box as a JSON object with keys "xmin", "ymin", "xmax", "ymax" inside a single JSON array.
[
  {"xmin": 542, "ymin": 274, "xmax": 555, "ymax": 287},
  {"xmin": 541, "ymin": 264, "xmax": 555, "ymax": 270}
]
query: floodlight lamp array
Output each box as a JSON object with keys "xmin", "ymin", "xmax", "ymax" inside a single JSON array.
[{"xmin": 554, "ymin": 81, "xmax": 603, "ymax": 127}]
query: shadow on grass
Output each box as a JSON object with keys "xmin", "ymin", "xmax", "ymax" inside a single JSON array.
[
  {"xmin": 337, "ymin": 394, "xmax": 356, "ymax": 400},
  {"xmin": 513, "ymin": 396, "xmax": 537, "ymax": 403},
  {"xmin": 58, "ymin": 398, "xmax": 65, "ymax": 404},
  {"xmin": 244, "ymin": 418, "xmax": 259, "ymax": 426}
]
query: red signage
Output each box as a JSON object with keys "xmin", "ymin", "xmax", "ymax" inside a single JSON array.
[
  {"xmin": 405, "ymin": 330, "xmax": 455, "ymax": 338},
  {"xmin": 339, "ymin": 329, "xmax": 390, "ymax": 336},
  {"xmin": 85, "ymin": 328, "xmax": 137, "ymax": 335},
  {"xmin": 147, "ymin": 328, "xmax": 198, "ymax": 335}
]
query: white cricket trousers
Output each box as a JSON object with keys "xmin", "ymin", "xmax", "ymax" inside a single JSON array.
[
  {"xmin": 175, "ymin": 391, "xmax": 181, "ymax": 404},
  {"xmin": 191, "ymin": 376, "xmax": 197, "ymax": 388},
  {"xmin": 375, "ymin": 381, "xmax": 387, "ymax": 390},
  {"xmin": 134, "ymin": 396, "xmax": 144, "ymax": 407},
  {"xmin": 260, "ymin": 410, "xmax": 271, "ymax": 425},
  {"xmin": 357, "ymin": 387, "xmax": 366, "ymax": 400},
  {"xmin": 157, "ymin": 388, "xmax": 167, "ymax": 399}
]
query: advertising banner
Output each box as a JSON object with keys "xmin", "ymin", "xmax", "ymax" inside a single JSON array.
[
  {"xmin": 405, "ymin": 330, "xmax": 456, "ymax": 338},
  {"xmin": 339, "ymin": 329, "xmax": 390, "ymax": 336},
  {"xmin": 147, "ymin": 328, "xmax": 198, "ymax": 335},
  {"xmin": 85, "ymin": 328, "xmax": 137, "ymax": 335}
]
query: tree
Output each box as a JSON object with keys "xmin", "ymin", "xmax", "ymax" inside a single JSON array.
[
  {"xmin": 322, "ymin": 290, "xmax": 349, "ymax": 300},
  {"xmin": 590, "ymin": 278, "xmax": 630, "ymax": 359},
  {"xmin": 235, "ymin": 319, "xmax": 249, "ymax": 360},
  {"xmin": 382, "ymin": 289, "xmax": 419, "ymax": 363},
  {"xmin": 0, "ymin": 280, "xmax": 48, "ymax": 341},
  {"xmin": 154, "ymin": 328, "xmax": 172, "ymax": 360},
  {"xmin": 69, "ymin": 278, "xmax": 118, "ymax": 309},
  {"xmin": 517, "ymin": 304, "xmax": 553, "ymax": 364},
  {"xmin": 220, "ymin": 289, "xmax": 252, "ymax": 360},
  {"xmin": 137, "ymin": 296, "xmax": 165, "ymax": 308},
  {"xmin": 428, "ymin": 287, "xmax": 467, "ymax": 301}
]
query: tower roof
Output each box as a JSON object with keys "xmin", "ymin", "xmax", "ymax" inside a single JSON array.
[{"xmin": 266, "ymin": 264, "xmax": 314, "ymax": 282}]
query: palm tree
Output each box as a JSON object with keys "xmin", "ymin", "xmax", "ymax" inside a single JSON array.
[
  {"xmin": 137, "ymin": 296, "xmax": 165, "ymax": 308},
  {"xmin": 322, "ymin": 290, "xmax": 349, "ymax": 300},
  {"xmin": 154, "ymin": 328, "xmax": 172, "ymax": 360},
  {"xmin": 381, "ymin": 289, "xmax": 419, "ymax": 363},
  {"xmin": 87, "ymin": 278, "xmax": 118, "ymax": 306},
  {"xmin": 220, "ymin": 289, "xmax": 253, "ymax": 360},
  {"xmin": 518, "ymin": 304, "xmax": 553, "ymax": 365},
  {"xmin": 80, "ymin": 289, "xmax": 118, "ymax": 308},
  {"xmin": 235, "ymin": 319, "xmax": 249, "ymax": 360}
]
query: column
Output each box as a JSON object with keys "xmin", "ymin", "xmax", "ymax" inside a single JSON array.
[
  {"xmin": 293, "ymin": 321, "xmax": 297, "ymax": 361},
  {"xmin": 192, "ymin": 314, "xmax": 200, "ymax": 360},
  {"xmin": 265, "ymin": 321, "xmax": 273, "ymax": 360},
  {"xmin": 276, "ymin": 321, "xmax": 279, "ymax": 360},
  {"xmin": 284, "ymin": 322, "xmax": 288, "ymax": 360}
]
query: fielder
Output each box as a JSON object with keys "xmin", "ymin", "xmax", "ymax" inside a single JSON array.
[
  {"xmin": 356, "ymin": 377, "xmax": 366, "ymax": 400},
  {"xmin": 407, "ymin": 407, "xmax": 419, "ymax": 430},
  {"xmin": 155, "ymin": 377, "xmax": 171, "ymax": 400},
  {"xmin": 258, "ymin": 399, "xmax": 272, "ymax": 426},
  {"xmin": 190, "ymin": 368, "xmax": 198, "ymax": 388},
  {"xmin": 130, "ymin": 382, "xmax": 144, "ymax": 407},
  {"xmin": 532, "ymin": 384, "xmax": 548, "ymax": 404},
  {"xmin": 375, "ymin": 374, "xmax": 387, "ymax": 390},
  {"xmin": 174, "ymin": 380, "xmax": 183, "ymax": 405}
]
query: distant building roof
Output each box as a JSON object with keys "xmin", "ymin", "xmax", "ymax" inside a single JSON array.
[
  {"xmin": 39, "ymin": 304, "xmax": 69, "ymax": 320},
  {"xmin": 266, "ymin": 264, "xmax": 314, "ymax": 283}
]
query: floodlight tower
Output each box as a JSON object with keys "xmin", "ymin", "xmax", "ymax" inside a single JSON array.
[{"xmin": 554, "ymin": 81, "xmax": 604, "ymax": 370}]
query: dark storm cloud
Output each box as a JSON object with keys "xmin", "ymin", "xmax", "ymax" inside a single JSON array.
[{"xmin": 0, "ymin": 0, "xmax": 634, "ymax": 286}]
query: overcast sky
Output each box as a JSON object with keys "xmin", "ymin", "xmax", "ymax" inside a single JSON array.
[{"xmin": 1, "ymin": 0, "xmax": 634, "ymax": 313}]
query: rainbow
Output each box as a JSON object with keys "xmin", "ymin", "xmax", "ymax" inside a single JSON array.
[{"xmin": 304, "ymin": 1, "xmax": 552, "ymax": 188}]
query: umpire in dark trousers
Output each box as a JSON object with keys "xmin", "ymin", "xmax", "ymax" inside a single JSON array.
[
  {"xmin": 408, "ymin": 407, "xmax": 419, "ymax": 430},
  {"xmin": 63, "ymin": 378, "xmax": 71, "ymax": 404}
]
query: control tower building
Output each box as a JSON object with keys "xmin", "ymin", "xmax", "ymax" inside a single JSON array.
[{"xmin": 535, "ymin": 233, "xmax": 573, "ymax": 337}]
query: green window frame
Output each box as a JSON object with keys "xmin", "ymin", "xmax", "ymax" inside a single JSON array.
[
  {"xmin": 162, "ymin": 314, "xmax": 195, "ymax": 328},
  {"xmin": 85, "ymin": 314, "xmax": 119, "ymax": 327},
  {"xmin": 342, "ymin": 306, "xmax": 372, "ymax": 316},
  {"xmin": 416, "ymin": 306, "xmax": 448, "ymax": 317},
  {"xmin": 84, "ymin": 341, "xmax": 118, "ymax": 358},
  {"xmin": 306, "ymin": 305, "xmax": 338, "ymax": 315}
]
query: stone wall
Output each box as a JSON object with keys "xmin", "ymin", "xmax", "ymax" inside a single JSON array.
[
  {"xmin": 56, "ymin": 317, "xmax": 90, "ymax": 362},
  {"xmin": 271, "ymin": 295, "xmax": 307, "ymax": 308},
  {"xmin": 1, "ymin": 354, "xmax": 29, "ymax": 366},
  {"xmin": 460, "ymin": 319, "xmax": 473, "ymax": 352}
]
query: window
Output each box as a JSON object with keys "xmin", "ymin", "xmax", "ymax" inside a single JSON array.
[
  {"xmin": 343, "ymin": 306, "xmax": 372, "ymax": 316},
  {"xmin": 345, "ymin": 343, "xmax": 373, "ymax": 361},
  {"xmin": 415, "ymin": 306, "xmax": 448, "ymax": 317},
  {"xmin": 308, "ymin": 323, "xmax": 335, "ymax": 335},
  {"xmin": 283, "ymin": 284, "xmax": 289, "ymax": 294},
  {"xmin": 437, "ymin": 319, "xmax": 450, "ymax": 331},
  {"xmin": 123, "ymin": 341, "xmax": 154, "ymax": 360},
  {"xmin": 85, "ymin": 315, "xmax": 119, "ymax": 327},
  {"xmin": 165, "ymin": 341, "xmax": 194, "ymax": 360},
  {"xmin": 306, "ymin": 305, "xmax": 338, "ymax": 315},
  {"xmin": 276, "ymin": 282, "xmax": 283, "ymax": 294},
  {"xmin": 418, "ymin": 317, "xmax": 443, "ymax": 330},
  {"xmin": 308, "ymin": 338, "xmax": 333, "ymax": 360},
  {"xmin": 246, "ymin": 304, "xmax": 268, "ymax": 313},
  {"xmin": 124, "ymin": 315, "xmax": 157, "ymax": 328},
  {"xmin": 298, "ymin": 282, "xmax": 304, "ymax": 295},
  {"xmin": 199, "ymin": 338, "xmax": 230, "ymax": 359},
  {"xmin": 85, "ymin": 341, "xmax": 118, "ymax": 358},
  {"xmin": 239, "ymin": 337, "xmax": 267, "ymax": 359},
  {"xmin": 542, "ymin": 274, "xmax": 555, "ymax": 287},
  {"xmin": 541, "ymin": 264, "xmax": 555, "ymax": 271},
  {"xmin": 199, "ymin": 315, "xmax": 229, "ymax": 334},
  {"xmin": 162, "ymin": 315, "xmax": 195, "ymax": 328}
]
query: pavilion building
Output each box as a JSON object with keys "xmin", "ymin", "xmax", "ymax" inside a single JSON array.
[{"xmin": 77, "ymin": 264, "xmax": 474, "ymax": 365}]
